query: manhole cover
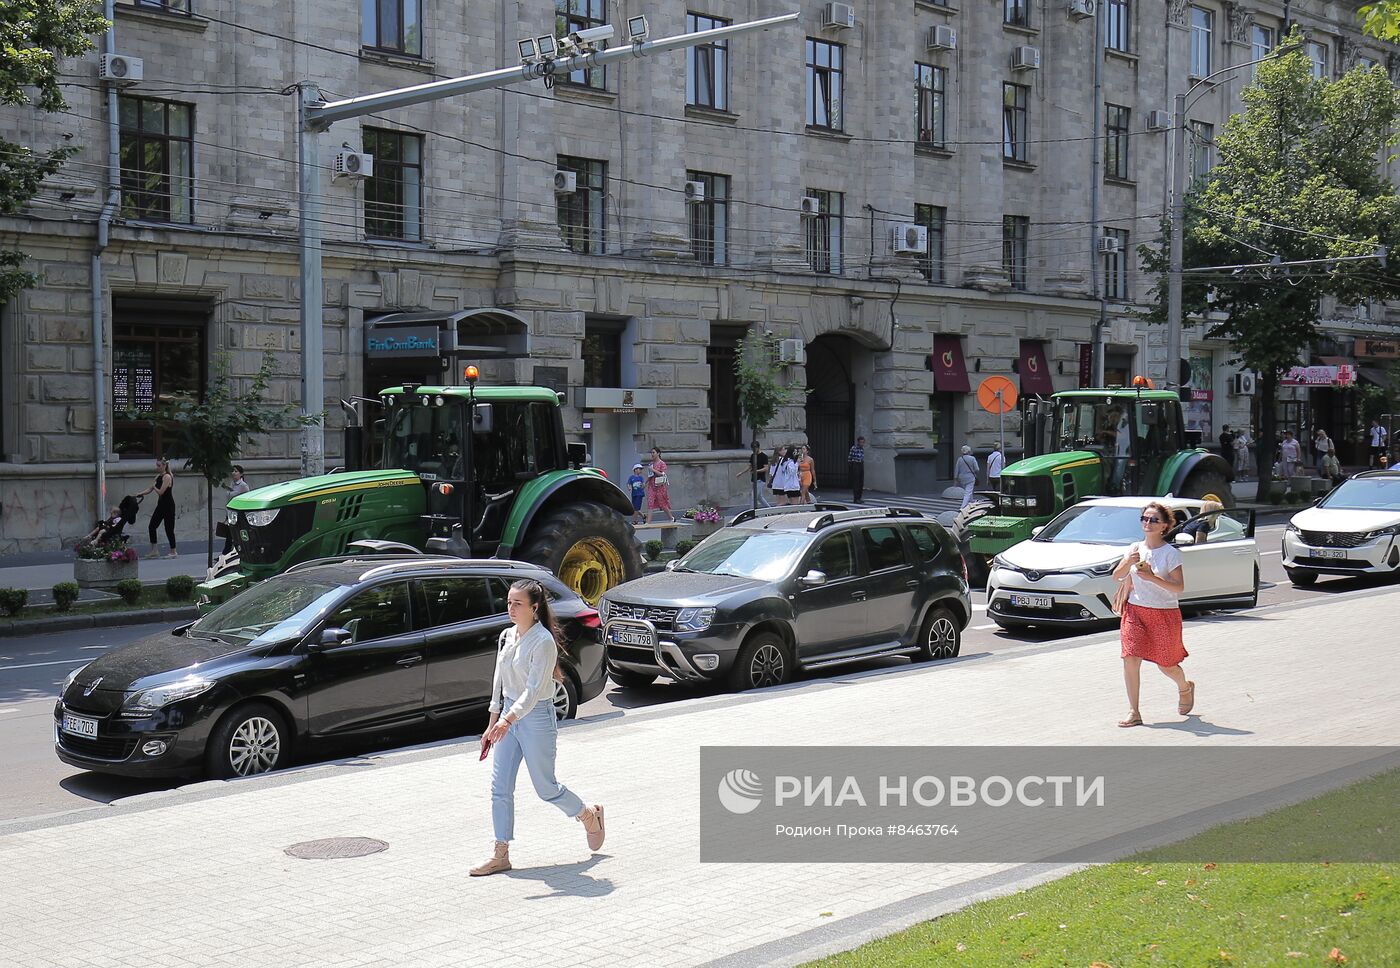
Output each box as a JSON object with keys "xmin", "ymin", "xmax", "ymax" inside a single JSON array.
[{"xmin": 284, "ymin": 837, "xmax": 388, "ymax": 860}]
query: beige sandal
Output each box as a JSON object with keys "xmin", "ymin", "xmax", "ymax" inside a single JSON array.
[
  {"xmin": 1118, "ymin": 712, "xmax": 1143, "ymax": 728},
  {"xmin": 581, "ymin": 804, "xmax": 605, "ymax": 851},
  {"xmin": 1178, "ymin": 682, "xmax": 1196, "ymax": 716},
  {"xmin": 469, "ymin": 841, "xmax": 511, "ymax": 876}
]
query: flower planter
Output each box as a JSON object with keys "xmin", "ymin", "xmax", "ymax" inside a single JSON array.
[
  {"xmin": 1268, "ymin": 480, "xmax": 1287, "ymax": 499},
  {"xmin": 691, "ymin": 521, "xmax": 722, "ymax": 540},
  {"xmin": 74, "ymin": 556, "xmax": 140, "ymax": 590}
]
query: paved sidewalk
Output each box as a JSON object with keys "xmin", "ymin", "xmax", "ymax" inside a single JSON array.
[{"xmin": 4, "ymin": 589, "xmax": 1398, "ymax": 968}]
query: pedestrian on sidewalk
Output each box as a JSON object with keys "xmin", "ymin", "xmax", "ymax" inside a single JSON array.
[
  {"xmin": 955, "ymin": 445, "xmax": 980, "ymax": 508},
  {"xmin": 1312, "ymin": 428, "xmax": 1334, "ymax": 474},
  {"xmin": 472, "ymin": 578, "xmax": 606, "ymax": 876},
  {"xmin": 1279, "ymin": 431, "xmax": 1301, "ymax": 480},
  {"xmin": 1233, "ymin": 428, "xmax": 1252, "ymax": 480},
  {"xmin": 797, "ymin": 444, "xmax": 817, "ymax": 504},
  {"xmin": 644, "ymin": 448, "xmax": 677, "ymax": 524},
  {"xmin": 1369, "ymin": 419, "xmax": 1389, "ymax": 468},
  {"xmin": 1111, "ymin": 500, "xmax": 1194, "ymax": 728},
  {"xmin": 626, "ymin": 463, "xmax": 647, "ymax": 523},
  {"xmin": 771, "ymin": 447, "xmax": 800, "ymax": 506},
  {"xmin": 986, "ymin": 444, "xmax": 1005, "ymax": 492},
  {"xmin": 221, "ymin": 465, "xmax": 250, "ymax": 556},
  {"xmin": 137, "ymin": 458, "xmax": 178, "ymax": 558},
  {"xmin": 847, "ymin": 436, "xmax": 866, "ymax": 504},
  {"xmin": 1218, "ymin": 425, "xmax": 1235, "ymax": 461},
  {"xmin": 735, "ymin": 443, "xmax": 771, "ymax": 508}
]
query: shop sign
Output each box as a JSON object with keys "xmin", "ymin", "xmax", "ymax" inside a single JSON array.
[
  {"xmin": 1279, "ymin": 364, "xmax": 1357, "ymax": 387},
  {"xmin": 366, "ymin": 326, "xmax": 439, "ymax": 358},
  {"xmin": 1355, "ymin": 338, "xmax": 1400, "ymax": 359},
  {"xmin": 576, "ymin": 387, "xmax": 657, "ymax": 413}
]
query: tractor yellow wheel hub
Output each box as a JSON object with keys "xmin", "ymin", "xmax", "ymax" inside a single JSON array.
[{"xmin": 558, "ymin": 537, "xmax": 625, "ymax": 606}]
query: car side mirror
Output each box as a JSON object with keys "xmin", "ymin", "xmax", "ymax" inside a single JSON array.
[
  {"xmin": 1173, "ymin": 532, "xmax": 1195, "ymax": 546},
  {"xmin": 308, "ymin": 627, "xmax": 352, "ymax": 653},
  {"xmin": 567, "ymin": 441, "xmax": 588, "ymax": 467},
  {"xmin": 1030, "ymin": 526, "xmax": 1045, "ymax": 537},
  {"xmin": 664, "ymin": 559, "xmax": 680, "ymax": 571},
  {"xmin": 799, "ymin": 569, "xmax": 828, "ymax": 587}
]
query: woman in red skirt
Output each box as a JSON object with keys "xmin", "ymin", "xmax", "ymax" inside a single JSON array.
[{"xmin": 1111, "ymin": 500, "xmax": 1196, "ymax": 727}]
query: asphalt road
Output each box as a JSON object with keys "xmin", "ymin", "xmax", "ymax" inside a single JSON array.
[{"xmin": 0, "ymin": 521, "xmax": 1378, "ymax": 824}]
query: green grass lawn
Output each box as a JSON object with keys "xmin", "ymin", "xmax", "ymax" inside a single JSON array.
[{"xmin": 806, "ymin": 769, "xmax": 1400, "ymax": 967}]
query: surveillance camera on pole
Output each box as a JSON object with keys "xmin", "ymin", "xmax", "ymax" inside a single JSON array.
[{"xmin": 569, "ymin": 24, "xmax": 615, "ymax": 51}]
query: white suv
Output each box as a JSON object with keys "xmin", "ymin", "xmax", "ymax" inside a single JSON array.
[{"xmin": 1282, "ymin": 470, "xmax": 1400, "ymax": 586}]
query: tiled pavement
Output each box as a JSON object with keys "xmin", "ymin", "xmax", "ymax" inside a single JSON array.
[{"xmin": 4, "ymin": 586, "xmax": 1398, "ymax": 968}]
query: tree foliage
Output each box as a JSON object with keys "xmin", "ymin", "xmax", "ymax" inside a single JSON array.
[
  {"xmin": 1, "ymin": 1, "xmax": 109, "ymax": 303},
  {"xmin": 733, "ymin": 332, "xmax": 805, "ymax": 438},
  {"xmin": 1141, "ymin": 36, "xmax": 1400, "ymax": 498},
  {"xmin": 1358, "ymin": 2, "xmax": 1400, "ymax": 43}
]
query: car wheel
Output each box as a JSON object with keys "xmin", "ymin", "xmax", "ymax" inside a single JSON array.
[
  {"xmin": 919, "ymin": 605, "xmax": 962, "ymax": 661},
  {"xmin": 1286, "ymin": 568, "xmax": 1318, "ymax": 587},
  {"xmin": 206, "ymin": 702, "xmax": 289, "ymax": 779},
  {"xmin": 552, "ymin": 672, "xmax": 580, "ymax": 721},
  {"xmin": 726, "ymin": 632, "xmax": 791, "ymax": 691},
  {"xmin": 608, "ymin": 667, "xmax": 658, "ymax": 689}
]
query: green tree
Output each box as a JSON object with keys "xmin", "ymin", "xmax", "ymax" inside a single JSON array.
[
  {"xmin": 1141, "ymin": 36, "xmax": 1400, "ymax": 501},
  {"xmin": 733, "ymin": 332, "xmax": 805, "ymax": 508},
  {"xmin": 146, "ymin": 349, "xmax": 321, "ymax": 567},
  {"xmin": 1358, "ymin": 2, "xmax": 1400, "ymax": 42},
  {"xmin": 1, "ymin": 1, "xmax": 108, "ymax": 303}
]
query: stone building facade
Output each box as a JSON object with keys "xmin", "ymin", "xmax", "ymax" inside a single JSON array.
[{"xmin": 0, "ymin": 0, "xmax": 1393, "ymax": 551}]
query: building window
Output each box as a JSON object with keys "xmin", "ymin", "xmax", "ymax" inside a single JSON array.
[
  {"xmin": 361, "ymin": 0, "xmax": 421, "ymax": 56},
  {"xmin": 1105, "ymin": 103, "xmax": 1130, "ymax": 180},
  {"xmin": 914, "ymin": 204, "xmax": 947, "ymax": 285},
  {"xmin": 1103, "ymin": 0, "xmax": 1129, "ymax": 52},
  {"xmin": 915, "ymin": 63, "xmax": 947, "ymax": 148},
  {"xmin": 362, "ymin": 128, "xmax": 422, "ymax": 241},
  {"xmin": 111, "ymin": 310, "xmax": 205, "ymax": 458},
  {"xmin": 708, "ymin": 324, "xmax": 747, "ymax": 449},
  {"xmin": 1103, "ymin": 228, "xmax": 1130, "ymax": 300},
  {"xmin": 805, "ymin": 38, "xmax": 844, "ymax": 131},
  {"xmin": 556, "ymin": 0, "xmax": 607, "ymax": 89},
  {"xmin": 687, "ymin": 170, "xmax": 729, "ymax": 267},
  {"xmin": 686, "ymin": 12, "xmax": 730, "ymax": 110},
  {"xmin": 135, "ymin": 0, "xmax": 191, "ymax": 13},
  {"xmin": 1307, "ymin": 39, "xmax": 1329, "ymax": 80},
  {"xmin": 1189, "ymin": 120, "xmax": 1214, "ymax": 183},
  {"xmin": 1189, "ymin": 6, "xmax": 1212, "ymax": 77},
  {"xmin": 582, "ymin": 317, "xmax": 624, "ymax": 388},
  {"xmin": 805, "ymin": 189, "xmax": 844, "ymax": 274},
  {"xmin": 556, "ymin": 155, "xmax": 606, "ymax": 255},
  {"xmin": 118, "ymin": 96, "xmax": 193, "ymax": 223},
  {"xmin": 1251, "ymin": 23, "xmax": 1274, "ymax": 74},
  {"xmin": 1002, "ymin": 215, "xmax": 1029, "ymax": 291},
  {"xmin": 1004, "ymin": 0, "xmax": 1030, "ymax": 27},
  {"xmin": 1002, "ymin": 82, "xmax": 1029, "ymax": 162}
]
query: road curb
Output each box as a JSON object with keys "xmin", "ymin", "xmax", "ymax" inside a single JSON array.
[{"xmin": 0, "ymin": 606, "xmax": 198, "ymax": 638}]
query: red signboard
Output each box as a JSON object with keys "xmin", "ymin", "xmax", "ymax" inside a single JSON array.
[
  {"xmin": 1078, "ymin": 343, "xmax": 1093, "ymax": 388},
  {"xmin": 1018, "ymin": 340, "xmax": 1054, "ymax": 395},
  {"xmin": 929, "ymin": 335, "xmax": 971, "ymax": 393}
]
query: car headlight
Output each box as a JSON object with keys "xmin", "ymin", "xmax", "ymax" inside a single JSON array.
[
  {"xmin": 1080, "ymin": 560, "xmax": 1119, "ymax": 577},
  {"xmin": 61, "ymin": 663, "xmax": 88, "ymax": 695},
  {"xmin": 597, "ymin": 598, "xmax": 612, "ymax": 623},
  {"xmin": 121, "ymin": 676, "xmax": 215, "ymax": 714},
  {"xmin": 991, "ymin": 555, "xmax": 1014, "ymax": 571},
  {"xmin": 244, "ymin": 509, "xmax": 279, "ymax": 528},
  {"xmin": 673, "ymin": 607, "xmax": 716, "ymax": 633},
  {"xmin": 1285, "ymin": 523, "xmax": 1300, "ymax": 535},
  {"xmin": 1364, "ymin": 525, "xmax": 1400, "ymax": 540}
]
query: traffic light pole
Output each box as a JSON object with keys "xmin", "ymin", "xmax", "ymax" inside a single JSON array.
[{"xmin": 294, "ymin": 13, "xmax": 799, "ymax": 477}]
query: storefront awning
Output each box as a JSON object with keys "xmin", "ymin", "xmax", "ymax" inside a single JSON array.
[
  {"xmin": 929, "ymin": 335, "xmax": 971, "ymax": 393},
  {"xmin": 367, "ymin": 308, "xmax": 529, "ymax": 360},
  {"xmin": 1018, "ymin": 340, "xmax": 1055, "ymax": 396},
  {"xmin": 1358, "ymin": 366, "xmax": 1392, "ymax": 388}
]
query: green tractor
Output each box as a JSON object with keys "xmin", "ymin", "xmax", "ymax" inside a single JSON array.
[
  {"xmin": 954, "ymin": 388, "xmax": 1235, "ymax": 583},
  {"xmin": 196, "ymin": 381, "xmax": 641, "ymax": 610}
]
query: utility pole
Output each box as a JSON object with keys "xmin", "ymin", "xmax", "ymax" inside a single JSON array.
[{"xmin": 293, "ymin": 13, "xmax": 799, "ymax": 477}]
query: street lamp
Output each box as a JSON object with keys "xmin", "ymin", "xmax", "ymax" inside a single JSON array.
[{"xmin": 1165, "ymin": 42, "xmax": 1302, "ymax": 391}]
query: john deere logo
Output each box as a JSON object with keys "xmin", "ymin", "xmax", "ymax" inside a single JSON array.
[{"xmin": 717, "ymin": 768, "xmax": 764, "ymax": 814}]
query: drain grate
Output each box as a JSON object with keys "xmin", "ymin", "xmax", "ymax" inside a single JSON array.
[{"xmin": 284, "ymin": 837, "xmax": 388, "ymax": 860}]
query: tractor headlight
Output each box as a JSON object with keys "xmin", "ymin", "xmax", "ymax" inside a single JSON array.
[
  {"xmin": 674, "ymin": 607, "xmax": 716, "ymax": 633},
  {"xmin": 245, "ymin": 509, "xmax": 279, "ymax": 528},
  {"xmin": 226, "ymin": 509, "xmax": 239, "ymax": 526}
]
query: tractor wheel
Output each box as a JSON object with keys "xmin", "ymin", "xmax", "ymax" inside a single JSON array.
[
  {"xmin": 950, "ymin": 499, "xmax": 995, "ymax": 586},
  {"xmin": 1180, "ymin": 469, "xmax": 1235, "ymax": 508},
  {"xmin": 517, "ymin": 502, "xmax": 642, "ymax": 606}
]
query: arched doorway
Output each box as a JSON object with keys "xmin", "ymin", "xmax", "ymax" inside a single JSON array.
[{"xmin": 805, "ymin": 335, "xmax": 858, "ymax": 489}]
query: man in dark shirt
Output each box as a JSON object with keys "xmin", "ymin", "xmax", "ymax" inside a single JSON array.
[
  {"xmin": 737, "ymin": 442, "xmax": 771, "ymax": 508},
  {"xmin": 1219, "ymin": 425, "xmax": 1234, "ymax": 459},
  {"xmin": 848, "ymin": 436, "xmax": 866, "ymax": 504}
]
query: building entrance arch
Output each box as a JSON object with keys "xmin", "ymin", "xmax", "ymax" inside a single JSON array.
[{"xmin": 804, "ymin": 334, "xmax": 865, "ymax": 490}]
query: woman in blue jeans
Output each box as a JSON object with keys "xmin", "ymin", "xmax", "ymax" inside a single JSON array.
[{"xmin": 471, "ymin": 579, "xmax": 605, "ymax": 876}]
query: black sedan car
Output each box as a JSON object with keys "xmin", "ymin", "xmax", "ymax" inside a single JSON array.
[
  {"xmin": 55, "ymin": 557, "xmax": 605, "ymax": 778},
  {"xmin": 600, "ymin": 506, "xmax": 971, "ymax": 692}
]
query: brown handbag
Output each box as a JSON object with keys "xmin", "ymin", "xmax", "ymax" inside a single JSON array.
[{"xmin": 1111, "ymin": 576, "xmax": 1131, "ymax": 615}]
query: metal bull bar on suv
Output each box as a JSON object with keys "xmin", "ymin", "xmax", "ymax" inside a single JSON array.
[{"xmin": 603, "ymin": 618, "xmax": 711, "ymax": 682}]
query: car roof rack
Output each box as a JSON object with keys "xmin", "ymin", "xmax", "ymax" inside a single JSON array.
[
  {"xmin": 285, "ymin": 553, "xmax": 451, "ymax": 574},
  {"xmin": 357, "ymin": 557, "xmax": 552, "ymax": 582},
  {"xmin": 729, "ymin": 502, "xmax": 853, "ymax": 526},
  {"xmin": 806, "ymin": 507, "xmax": 926, "ymax": 531}
]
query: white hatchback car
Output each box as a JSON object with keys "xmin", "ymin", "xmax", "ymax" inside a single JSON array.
[
  {"xmin": 1282, "ymin": 470, "xmax": 1400, "ymax": 586},
  {"xmin": 987, "ymin": 496, "xmax": 1260, "ymax": 631}
]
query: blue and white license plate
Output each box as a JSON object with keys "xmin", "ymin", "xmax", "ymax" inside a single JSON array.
[
  {"xmin": 1009, "ymin": 593, "xmax": 1052, "ymax": 609},
  {"xmin": 61, "ymin": 713, "xmax": 98, "ymax": 738},
  {"xmin": 1315, "ymin": 549, "xmax": 1347, "ymax": 560},
  {"xmin": 609, "ymin": 628, "xmax": 653, "ymax": 647}
]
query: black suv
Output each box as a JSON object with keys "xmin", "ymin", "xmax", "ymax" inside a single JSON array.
[
  {"xmin": 55, "ymin": 557, "xmax": 605, "ymax": 779},
  {"xmin": 599, "ymin": 506, "xmax": 971, "ymax": 692}
]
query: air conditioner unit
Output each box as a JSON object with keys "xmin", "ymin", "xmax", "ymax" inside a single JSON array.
[
  {"xmin": 553, "ymin": 170, "xmax": 578, "ymax": 195},
  {"xmin": 926, "ymin": 24, "xmax": 957, "ymax": 50},
  {"xmin": 1096, "ymin": 235, "xmax": 1122, "ymax": 255},
  {"xmin": 799, "ymin": 196, "xmax": 822, "ymax": 218},
  {"xmin": 683, "ymin": 180, "xmax": 706, "ymax": 204},
  {"xmin": 1147, "ymin": 109, "xmax": 1172, "ymax": 131},
  {"xmin": 1067, "ymin": 0, "xmax": 1096, "ymax": 20},
  {"xmin": 777, "ymin": 338, "xmax": 806, "ymax": 365},
  {"xmin": 99, "ymin": 53, "xmax": 143, "ymax": 86},
  {"xmin": 332, "ymin": 152, "xmax": 374, "ymax": 179},
  {"xmin": 890, "ymin": 223, "xmax": 929, "ymax": 254},
  {"xmin": 822, "ymin": 2, "xmax": 856, "ymax": 29},
  {"xmin": 1231, "ymin": 372, "xmax": 1257, "ymax": 396},
  {"xmin": 1012, "ymin": 45, "xmax": 1041, "ymax": 71}
]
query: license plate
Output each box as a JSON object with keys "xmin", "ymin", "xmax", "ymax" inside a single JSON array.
[
  {"xmin": 1009, "ymin": 594, "xmax": 1053, "ymax": 609},
  {"xmin": 608, "ymin": 628, "xmax": 654, "ymax": 647},
  {"xmin": 61, "ymin": 713, "xmax": 98, "ymax": 738},
  {"xmin": 1315, "ymin": 549, "xmax": 1347, "ymax": 560}
]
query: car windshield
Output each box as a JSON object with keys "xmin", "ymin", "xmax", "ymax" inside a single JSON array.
[
  {"xmin": 1036, "ymin": 504, "xmax": 1158, "ymax": 545},
  {"xmin": 677, "ymin": 530, "xmax": 812, "ymax": 581},
  {"xmin": 190, "ymin": 577, "xmax": 343, "ymax": 647},
  {"xmin": 1317, "ymin": 477, "xmax": 1400, "ymax": 511}
]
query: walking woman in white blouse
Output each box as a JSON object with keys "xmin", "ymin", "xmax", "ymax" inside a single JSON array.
[{"xmin": 470, "ymin": 579, "xmax": 605, "ymax": 876}]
